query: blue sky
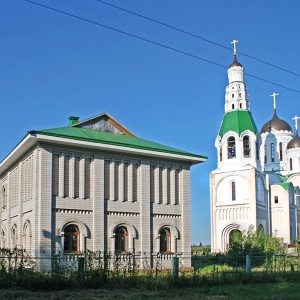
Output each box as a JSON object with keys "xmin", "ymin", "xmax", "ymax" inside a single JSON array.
[{"xmin": 1, "ymin": 0, "xmax": 300, "ymax": 245}]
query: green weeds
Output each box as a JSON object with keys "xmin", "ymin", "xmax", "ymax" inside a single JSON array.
[{"xmin": 1, "ymin": 248, "xmax": 300, "ymax": 291}]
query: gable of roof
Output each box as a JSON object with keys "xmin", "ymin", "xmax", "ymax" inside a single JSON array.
[
  {"xmin": 73, "ymin": 112, "xmax": 135, "ymax": 136},
  {"xmin": 218, "ymin": 110, "xmax": 258, "ymax": 139}
]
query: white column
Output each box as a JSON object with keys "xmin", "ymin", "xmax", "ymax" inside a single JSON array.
[
  {"xmin": 162, "ymin": 167, "xmax": 168, "ymax": 205},
  {"xmin": 154, "ymin": 165, "xmax": 160, "ymax": 204},
  {"xmin": 79, "ymin": 157, "xmax": 85, "ymax": 199},
  {"xmin": 170, "ymin": 167, "xmax": 176, "ymax": 205},
  {"xmin": 139, "ymin": 161, "xmax": 150, "ymax": 254},
  {"xmin": 18, "ymin": 163, "xmax": 22, "ymax": 248},
  {"xmin": 69, "ymin": 155, "xmax": 75, "ymax": 198},
  {"xmin": 58, "ymin": 153, "xmax": 65, "ymax": 198},
  {"xmin": 32, "ymin": 149, "xmax": 38, "ymax": 253},
  {"xmin": 92, "ymin": 155, "xmax": 104, "ymax": 251},
  {"xmin": 109, "ymin": 159, "xmax": 115, "ymax": 201},
  {"xmin": 119, "ymin": 160, "xmax": 124, "ymax": 202},
  {"xmin": 128, "ymin": 162, "xmax": 133, "ymax": 202}
]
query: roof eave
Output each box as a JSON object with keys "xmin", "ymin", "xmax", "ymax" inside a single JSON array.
[
  {"xmin": 1, "ymin": 133, "xmax": 206, "ymax": 173},
  {"xmin": 0, "ymin": 133, "xmax": 37, "ymax": 174},
  {"xmin": 35, "ymin": 134, "xmax": 206, "ymax": 164}
]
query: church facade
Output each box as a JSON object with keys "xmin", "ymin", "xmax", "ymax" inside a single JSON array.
[
  {"xmin": 210, "ymin": 49, "xmax": 300, "ymax": 253},
  {"xmin": 0, "ymin": 113, "xmax": 206, "ymax": 269}
]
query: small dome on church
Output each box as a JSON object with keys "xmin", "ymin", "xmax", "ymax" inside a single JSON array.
[
  {"xmin": 260, "ymin": 111, "xmax": 292, "ymax": 134},
  {"xmin": 287, "ymin": 132, "xmax": 300, "ymax": 149},
  {"xmin": 229, "ymin": 55, "xmax": 243, "ymax": 68}
]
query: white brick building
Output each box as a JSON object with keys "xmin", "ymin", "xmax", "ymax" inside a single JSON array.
[{"xmin": 0, "ymin": 113, "xmax": 206, "ymax": 269}]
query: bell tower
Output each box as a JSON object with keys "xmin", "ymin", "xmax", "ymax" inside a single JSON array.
[
  {"xmin": 225, "ymin": 40, "xmax": 250, "ymax": 113},
  {"xmin": 210, "ymin": 41, "xmax": 264, "ymax": 253}
]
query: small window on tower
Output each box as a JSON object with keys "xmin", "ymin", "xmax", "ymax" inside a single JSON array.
[
  {"xmin": 232, "ymin": 104, "xmax": 235, "ymax": 109},
  {"xmin": 240, "ymin": 103, "xmax": 242, "ymax": 108},
  {"xmin": 290, "ymin": 158, "xmax": 293, "ymax": 171},
  {"xmin": 274, "ymin": 196, "xmax": 279, "ymax": 204},
  {"xmin": 279, "ymin": 142, "xmax": 283, "ymax": 161},
  {"xmin": 232, "ymin": 94, "xmax": 234, "ymax": 98},
  {"xmin": 271, "ymin": 143, "xmax": 275, "ymax": 162},
  {"xmin": 231, "ymin": 182, "xmax": 236, "ymax": 201},
  {"xmin": 264, "ymin": 145, "xmax": 267, "ymax": 163},
  {"xmin": 243, "ymin": 136, "xmax": 251, "ymax": 158},
  {"xmin": 227, "ymin": 137, "xmax": 236, "ymax": 159}
]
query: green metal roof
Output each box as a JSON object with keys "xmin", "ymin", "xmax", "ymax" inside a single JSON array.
[
  {"xmin": 218, "ymin": 110, "xmax": 258, "ymax": 138},
  {"xmin": 30, "ymin": 127, "xmax": 207, "ymax": 159},
  {"xmin": 274, "ymin": 182, "xmax": 291, "ymax": 191}
]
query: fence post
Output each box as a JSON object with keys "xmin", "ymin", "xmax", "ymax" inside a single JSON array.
[
  {"xmin": 173, "ymin": 257, "xmax": 179, "ymax": 279},
  {"xmin": 78, "ymin": 257, "xmax": 85, "ymax": 288},
  {"xmin": 246, "ymin": 255, "xmax": 251, "ymax": 277}
]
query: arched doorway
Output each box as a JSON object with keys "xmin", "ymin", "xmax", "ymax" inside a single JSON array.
[
  {"xmin": 228, "ymin": 229, "xmax": 242, "ymax": 252},
  {"xmin": 64, "ymin": 224, "xmax": 80, "ymax": 253}
]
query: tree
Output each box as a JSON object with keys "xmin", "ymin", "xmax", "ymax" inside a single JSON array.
[{"xmin": 227, "ymin": 225, "xmax": 282, "ymax": 255}]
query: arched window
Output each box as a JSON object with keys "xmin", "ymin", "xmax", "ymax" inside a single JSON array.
[
  {"xmin": 231, "ymin": 182, "xmax": 236, "ymax": 201},
  {"xmin": 159, "ymin": 227, "xmax": 171, "ymax": 253},
  {"xmin": 279, "ymin": 142, "xmax": 283, "ymax": 161},
  {"xmin": 264, "ymin": 145, "xmax": 267, "ymax": 163},
  {"xmin": 256, "ymin": 142, "xmax": 259, "ymax": 160},
  {"xmin": 274, "ymin": 196, "xmax": 279, "ymax": 204},
  {"xmin": 290, "ymin": 158, "xmax": 293, "ymax": 171},
  {"xmin": 240, "ymin": 103, "xmax": 242, "ymax": 108},
  {"xmin": 1, "ymin": 230, "xmax": 5, "ymax": 248},
  {"xmin": 271, "ymin": 143, "xmax": 275, "ymax": 162},
  {"xmin": 23, "ymin": 222, "xmax": 32, "ymax": 251},
  {"xmin": 115, "ymin": 226, "xmax": 128, "ymax": 253},
  {"xmin": 231, "ymin": 103, "xmax": 235, "ymax": 109},
  {"xmin": 219, "ymin": 146, "xmax": 222, "ymax": 162},
  {"xmin": 243, "ymin": 136, "xmax": 251, "ymax": 158},
  {"xmin": 11, "ymin": 225, "xmax": 17, "ymax": 249},
  {"xmin": 227, "ymin": 137, "xmax": 236, "ymax": 159},
  {"xmin": 2, "ymin": 186, "xmax": 6, "ymax": 209},
  {"xmin": 64, "ymin": 224, "xmax": 80, "ymax": 253}
]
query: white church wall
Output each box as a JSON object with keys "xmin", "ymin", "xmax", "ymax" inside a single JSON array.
[
  {"xmin": 210, "ymin": 167, "xmax": 258, "ymax": 252},
  {"xmin": 271, "ymin": 185, "xmax": 291, "ymax": 244},
  {"xmin": 216, "ymin": 175, "xmax": 249, "ymax": 204},
  {"xmin": 260, "ymin": 131, "xmax": 293, "ymax": 174},
  {"xmin": 287, "ymin": 149, "xmax": 300, "ymax": 174}
]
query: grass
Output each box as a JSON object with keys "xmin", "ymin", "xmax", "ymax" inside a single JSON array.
[
  {"xmin": 0, "ymin": 282, "xmax": 297, "ymax": 299},
  {"xmin": 1, "ymin": 249, "xmax": 299, "ymax": 299}
]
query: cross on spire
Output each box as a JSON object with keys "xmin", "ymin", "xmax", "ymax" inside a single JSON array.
[
  {"xmin": 292, "ymin": 116, "xmax": 300, "ymax": 132},
  {"xmin": 270, "ymin": 92, "xmax": 279, "ymax": 111},
  {"xmin": 231, "ymin": 39, "xmax": 239, "ymax": 56}
]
